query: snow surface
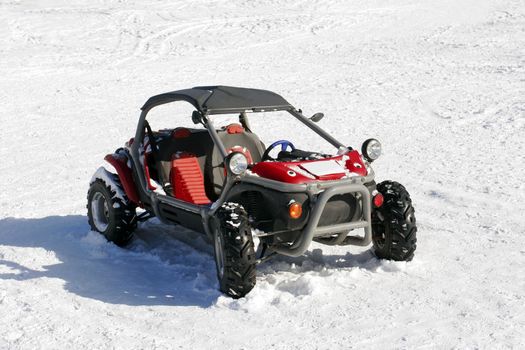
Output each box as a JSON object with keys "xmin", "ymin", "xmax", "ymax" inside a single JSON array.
[{"xmin": 1, "ymin": 0, "xmax": 525, "ymax": 348}]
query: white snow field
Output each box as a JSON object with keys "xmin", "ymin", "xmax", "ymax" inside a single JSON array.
[{"xmin": 1, "ymin": 0, "xmax": 524, "ymax": 348}]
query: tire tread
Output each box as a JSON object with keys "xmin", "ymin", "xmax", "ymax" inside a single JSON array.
[
  {"xmin": 372, "ymin": 181, "xmax": 417, "ymax": 261},
  {"xmin": 87, "ymin": 175, "xmax": 136, "ymax": 246},
  {"xmin": 214, "ymin": 203, "xmax": 256, "ymax": 298}
]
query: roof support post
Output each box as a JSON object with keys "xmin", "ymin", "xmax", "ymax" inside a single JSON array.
[
  {"xmin": 128, "ymin": 109, "xmax": 153, "ymax": 202},
  {"xmin": 204, "ymin": 117, "xmax": 228, "ymax": 158},
  {"xmin": 288, "ymin": 109, "xmax": 345, "ymax": 149}
]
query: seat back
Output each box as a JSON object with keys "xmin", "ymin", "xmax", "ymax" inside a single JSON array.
[
  {"xmin": 170, "ymin": 153, "xmax": 210, "ymax": 204},
  {"xmin": 155, "ymin": 124, "xmax": 265, "ymax": 201},
  {"xmin": 156, "ymin": 128, "xmax": 213, "ymax": 185}
]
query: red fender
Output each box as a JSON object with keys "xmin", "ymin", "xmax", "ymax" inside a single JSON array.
[{"xmin": 104, "ymin": 154, "xmax": 141, "ymax": 206}]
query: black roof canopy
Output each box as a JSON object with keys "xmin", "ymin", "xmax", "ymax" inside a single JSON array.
[{"xmin": 141, "ymin": 86, "xmax": 293, "ymax": 114}]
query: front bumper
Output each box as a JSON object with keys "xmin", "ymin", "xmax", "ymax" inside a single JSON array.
[{"xmin": 241, "ymin": 169, "xmax": 375, "ymax": 257}]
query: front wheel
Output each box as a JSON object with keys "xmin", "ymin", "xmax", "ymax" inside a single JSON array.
[
  {"xmin": 372, "ymin": 181, "xmax": 417, "ymax": 261},
  {"xmin": 212, "ymin": 202, "xmax": 256, "ymax": 298}
]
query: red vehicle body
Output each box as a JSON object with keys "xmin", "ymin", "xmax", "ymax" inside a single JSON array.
[{"xmin": 251, "ymin": 150, "xmax": 367, "ymax": 184}]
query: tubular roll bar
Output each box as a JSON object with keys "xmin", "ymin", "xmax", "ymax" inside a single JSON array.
[
  {"xmin": 289, "ymin": 109, "xmax": 346, "ymax": 149},
  {"xmin": 130, "ymin": 103, "xmax": 372, "ymax": 256}
]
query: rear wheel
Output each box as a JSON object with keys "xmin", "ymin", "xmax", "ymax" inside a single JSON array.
[
  {"xmin": 372, "ymin": 181, "xmax": 417, "ymax": 261},
  {"xmin": 212, "ymin": 202, "xmax": 256, "ymax": 298},
  {"xmin": 87, "ymin": 172, "xmax": 136, "ymax": 246}
]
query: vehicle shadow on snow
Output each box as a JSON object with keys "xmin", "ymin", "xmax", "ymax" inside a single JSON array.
[
  {"xmin": 0, "ymin": 216, "xmax": 388, "ymax": 307},
  {"xmin": 0, "ymin": 215, "xmax": 220, "ymax": 307}
]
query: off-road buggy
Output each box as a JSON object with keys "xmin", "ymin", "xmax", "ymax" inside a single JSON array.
[{"xmin": 87, "ymin": 86, "xmax": 417, "ymax": 298}]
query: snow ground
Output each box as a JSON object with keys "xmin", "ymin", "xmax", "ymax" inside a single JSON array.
[{"xmin": 1, "ymin": 0, "xmax": 524, "ymax": 348}]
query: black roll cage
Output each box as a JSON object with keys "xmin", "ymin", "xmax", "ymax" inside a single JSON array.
[
  {"xmin": 126, "ymin": 91, "xmax": 376, "ymax": 258},
  {"xmin": 130, "ymin": 98, "xmax": 346, "ymax": 197},
  {"xmin": 127, "ymin": 89, "xmax": 374, "ymax": 250}
]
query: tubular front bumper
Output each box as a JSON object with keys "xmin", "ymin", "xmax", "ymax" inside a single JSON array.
[{"xmin": 241, "ymin": 169, "xmax": 375, "ymax": 257}]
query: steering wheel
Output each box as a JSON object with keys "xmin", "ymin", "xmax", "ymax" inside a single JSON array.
[{"xmin": 262, "ymin": 140, "xmax": 296, "ymax": 161}]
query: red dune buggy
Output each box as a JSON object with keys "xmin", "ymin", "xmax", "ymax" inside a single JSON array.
[{"xmin": 87, "ymin": 86, "xmax": 417, "ymax": 298}]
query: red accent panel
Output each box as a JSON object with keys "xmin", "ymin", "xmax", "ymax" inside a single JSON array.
[
  {"xmin": 171, "ymin": 156, "xmax": 210, "ymax": 205},
  {"xmin": 226, "ymin": 123, "xmax": 244, "ymax": 134},
  {"xmin": 173, "ymin": 128, "xmax": 191, "ymax": 139},
  {"xmin": 345, "ymin": 150, "xmax": 367, "ymax": 176},
  {"xmin": 104, "ymin": 154, "xmax": 141, "ymax": 206},
  {"xmin": 251, "ymin": 161, "xmax": 318, "ymax": 184}
]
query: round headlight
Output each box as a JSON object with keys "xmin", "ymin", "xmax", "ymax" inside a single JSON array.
[
  {"xmin": 361, "ymin": 138, "xmax": 382, "ymax": 162},
  {"xmin": 228, "ymin": 152, "xmax": 248, "ymax": 175}
]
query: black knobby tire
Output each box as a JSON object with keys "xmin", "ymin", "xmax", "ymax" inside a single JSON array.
[
  {"xmin": 213, "ymin": 202, "xmax": 256, "ymax": 298},
  {"xmin": 372, "ymin": 181, "xmax": 417, "ymax": 261},
  {"xmin": 87, "ymin": 175, "xmax": 136, "ymax": 247}
]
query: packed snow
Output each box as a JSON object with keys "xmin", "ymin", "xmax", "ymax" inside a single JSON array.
[{"xmin": 1, "ymin": 0, "xmax": 524, "ymax": 348}]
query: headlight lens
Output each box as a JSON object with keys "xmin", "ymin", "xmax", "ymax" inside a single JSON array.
[
  {"xmin": 228, "ymin": 152, "xmax": 248, "ymax": 175},
  {"xmin": 362, "ymin": 139, "xmax": 382, "ymax": 162}
]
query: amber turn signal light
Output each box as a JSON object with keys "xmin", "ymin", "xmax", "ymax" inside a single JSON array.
[{"xmin": 288, "ymin": 202, "xmax": 302, "ymax": 219}]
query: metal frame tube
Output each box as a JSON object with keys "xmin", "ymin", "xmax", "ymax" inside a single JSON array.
[
  {"xmin": 270, "ymin": 182, "xmax": 372, "ymax": 257},
  {"xmin": 204, "ymin": 118, "xmax": 228, "ymax": 158},
  {"xmin": 288, "ymin": 109, "xmax": 346, "ymax": 149},
  {"xmin": 130, "ymin": 109, "xmax": 154, "ymax": 205}
]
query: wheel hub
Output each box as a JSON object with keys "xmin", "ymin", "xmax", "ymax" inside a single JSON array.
[{"xmin": 91, "ymin": 192, "xmax": 109, "ymax": 232}]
